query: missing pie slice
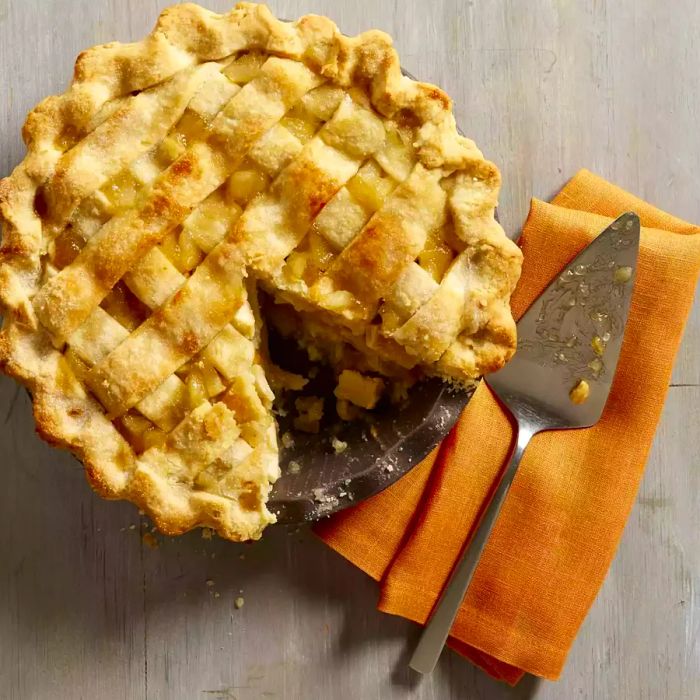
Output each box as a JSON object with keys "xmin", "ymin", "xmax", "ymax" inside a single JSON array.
[{"xmin": 0, "ymin": 2, "xmax": 523, "ymax": 540}]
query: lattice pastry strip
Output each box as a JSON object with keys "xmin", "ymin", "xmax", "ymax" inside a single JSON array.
[
  {"xmin": 138, "ymin": 401, "xmax": 240, "ymax": 481},
  {"xmin": 277, "ymin": 160, "xmax": 400, "ymax": 289},
  {"xmin": 33, "ymin": 57, "xmax": 324, "ymax": 344},
  {"xmin": 379, "ymin": 262, "xmax": 440, "ymax": 332},
  {"xmin": 62, "ymin": 270, "xmax": 276, "ymax": 532},
  {"xmin": 236, "ymin": 94, "xmax": 386, "ymax": 276},
  {"xmin": 62, "ymin": 266, "xmax": 257, "ymax": 439},
  {"xmin": 43, "ymin": 62, "xmax": 225, "ymax": 232},
  {"xmin": 63, "ymin": 171, "xmax": 259, "ymax": 438},
  {"xmin": 311, "ymin": 164, "xmax": 447, "ymax": 314},
  {"xmin": 391, "ymin": 251, "xmax": 475, "ymax": 362},
  {"xmin": 59, "ymin": 189, "xmax": 264, "ymax": 465},
  {"xmin": 48, "ymin": 51, "xmax": 256, "ymax": 382},
  {"xmin": 0, "ymin": 3, "xmax": 523, "ymax": 542},
  {"xmin": 47, "ymin": 67, "xmax": 241, "ymax": 274}
]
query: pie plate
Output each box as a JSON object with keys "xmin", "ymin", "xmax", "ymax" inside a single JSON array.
[{"xmin": 269, "ymin": 349, "xmax": 472, "ymax": 523}]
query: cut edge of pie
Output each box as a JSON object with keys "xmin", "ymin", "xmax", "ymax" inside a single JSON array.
[{"xmin": 0, "ymin": 2, "xmax": 523, "ymax": 541}]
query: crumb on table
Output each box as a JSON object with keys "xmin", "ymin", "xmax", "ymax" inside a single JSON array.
[{"xmin": 142, "ymin": 532, "xmax": 159, "ymax": 549}]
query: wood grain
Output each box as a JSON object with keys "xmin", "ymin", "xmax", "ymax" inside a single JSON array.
[{"xmin": 0, "ymin": 1, "xmax": 698, "ymax": 698}]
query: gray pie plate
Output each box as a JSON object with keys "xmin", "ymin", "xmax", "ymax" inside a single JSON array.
[
  {"xmin": 269, "ymin": 380, "xmax": 471, "ymax": 524},
  {"xmin": 266, "ymin": 329, "xmax": 473, "ymax": 524}
]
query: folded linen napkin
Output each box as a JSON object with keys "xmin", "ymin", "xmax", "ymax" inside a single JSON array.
[{"xmin": 316, "ymin": 169, "xmax": 700, "ymax": 684}]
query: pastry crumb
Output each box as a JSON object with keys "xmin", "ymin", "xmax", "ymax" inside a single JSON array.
[
  {"xmin": 313, "ymin": 487, "xmax": 338, "ymax": 510},
  {"xmin": 287, "ymin": 460, "xmax": 302, "ymax": 475},
  {"xmin": 614, "ymin": 265, "xmax": 633, "ymax": 283},
  {"xmin": 591, "ymin": 336, "xmax": 606, "ymax": 356},
  {"xmin": 281, "ymin": 431, "xmax": 295, "ymax": 449},
  {"xmin": 331, "ymin": 436, "xmax": 348, "ymax": 454},
  {"xmin": 206, "ymin": 579, "xmax": 215, "ymax": 587},
  {"xmin": 201, "ymin": 527, "xmax": 214, "ymax": 540},
  {"xmin": 234, "ymin": 596, "xmax": 245, "ymax": 609},
  {"xmin": 569, "ymin": 379, "xmax": 590, "ymax": 405},
  {"xmin": 588, "ymin": 358, "xmax": 603, "ymax": 378}
]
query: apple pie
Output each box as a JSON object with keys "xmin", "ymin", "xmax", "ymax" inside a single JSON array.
[{"xmin": 0, "ymin": 3, "xmax": 522, "ymax": 540}]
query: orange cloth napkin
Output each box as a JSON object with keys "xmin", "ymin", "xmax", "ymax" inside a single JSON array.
[{"xmin": 316, "ymin": 170, "xmax": 700, "ymax": 684}]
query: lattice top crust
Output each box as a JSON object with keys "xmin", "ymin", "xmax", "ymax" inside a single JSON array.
[{"xmin": 0, "ymin": 3, "xmax": 522, "ymax": 540}]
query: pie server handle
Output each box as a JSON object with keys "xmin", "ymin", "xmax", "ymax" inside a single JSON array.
[{"xmin": 408, "ymin": 424, "xmax": 533, "ymax": 674}]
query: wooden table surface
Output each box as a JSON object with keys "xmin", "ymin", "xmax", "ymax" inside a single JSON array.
[{"xmin": 1, "ymin": 1, "xmax": 698, "ymax": 698}]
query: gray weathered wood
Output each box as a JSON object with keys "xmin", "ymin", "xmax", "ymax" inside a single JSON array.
[{"xmin": 1, "ymin": 1, "xmax": 698, "ymax": 698}]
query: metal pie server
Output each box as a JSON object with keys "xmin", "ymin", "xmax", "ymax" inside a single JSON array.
[{"xmin": 409, "ymin": 211, "xmax": 641, "ymax": 674}]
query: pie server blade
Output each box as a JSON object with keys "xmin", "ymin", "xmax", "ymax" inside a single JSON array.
[{"xmin": 487, "ymin": 211, "xmax": 640, "ymax": 429}]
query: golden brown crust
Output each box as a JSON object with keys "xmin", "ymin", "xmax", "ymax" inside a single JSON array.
[{"xmin": 0, "ymin": 2, "xmax": 522, "ymax": 542}]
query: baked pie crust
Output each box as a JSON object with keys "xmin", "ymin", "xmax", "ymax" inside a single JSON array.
[{"xmin": 0, "ymin": 2, "xmax": 522, "ymax": 540}]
